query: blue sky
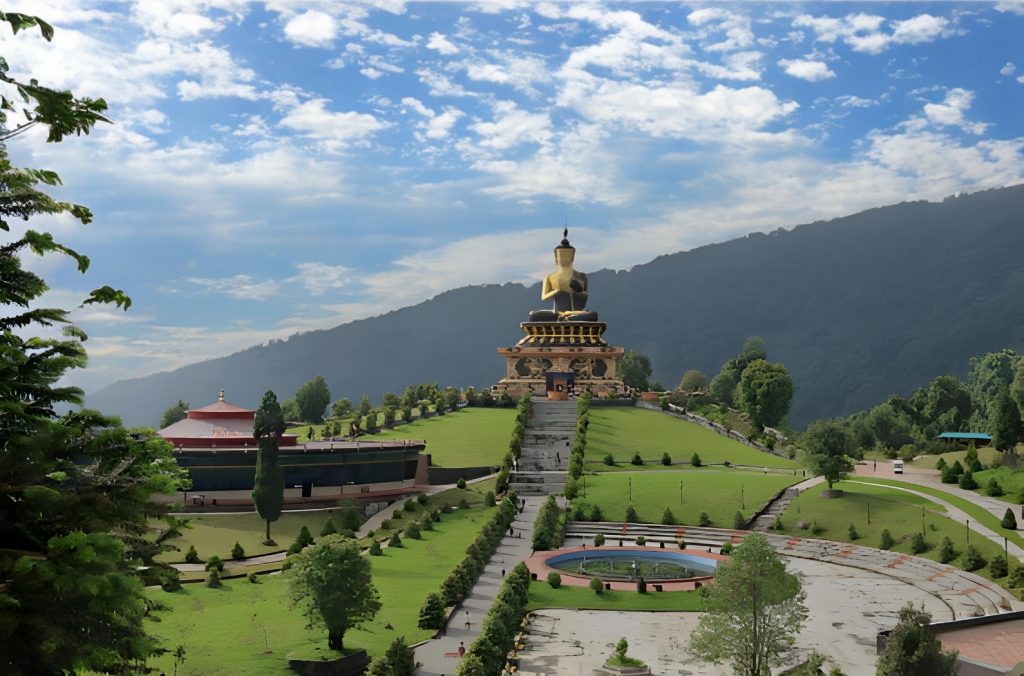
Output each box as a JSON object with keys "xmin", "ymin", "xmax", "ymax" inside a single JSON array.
[{"xmin": 5, "ymin": 0, "xmax": 1024, "ymax": 393}]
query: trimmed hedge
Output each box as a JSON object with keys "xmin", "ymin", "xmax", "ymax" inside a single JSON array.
[
  {"xmin": 532, "ymin": 495, "xmax": 564, "ymax": 550},
  {"xmin": 456, "ymin": 562, "xmax": 531, "ymax": 676}
]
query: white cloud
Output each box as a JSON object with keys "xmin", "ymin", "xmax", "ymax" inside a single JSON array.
[
  {"xmin": 283, "ymin": 10, "xmax": 338, "ymax": 48},
  {"xmin": 1001, "ymin": 62, "xmax": 1016, "ymax": 76},
  {"xmin": 687, "ymin": 7, "xmax": 755, "ymax": 52},
  {"xmin": 278, "ymin": 98, "xmax": 387, "ymax": 150},
  {"xmin": 779, "ymin": 58, "xmax": 836, "ymax": 81},
  {"xmin": 290, "ymin": 262, "xmax": 353, "ymax": 295},
  {"xmin": 466, "ymin": 101, "xmax": 551, "ymax": 151},
  {"xmin": 426, "ymin": 32, "xmax": 459, "ymax": 55},
  {"xmin": 401, "ymin": 97, "xmax": 464, "ymax": 140},
  {"xmin": 921, "ymin": 88, "xmax": 987, "ymax": 135},
  {"xmin": 995, "ymin": 1, "xmax": 1024, "ymax": 15},
  {"xmin": 186, "ymin": 274, "xmax": 279, "ymax": 300},
  {"xmin": 794, "ymin": 12, "xmax": 954, "ymax": 55},
  {"xmin": 464, "ymin": 52, "xmax": 550, "ymax": 94}
]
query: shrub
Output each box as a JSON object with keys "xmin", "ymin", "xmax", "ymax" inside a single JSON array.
[
  {"xmin": 603, "ymin": 453, "xmax": 615, "ymax": 466},
  {"xmin": 910, "ymin": 532, "xmax": 927, "ymax": 554},
  {"xmin": 677, "ymin": 539, "xmax": 687, "ymax": 549},
  {"xmin": 939, "ymin": 537, "xmax": 957, "ymax": 563},
  {"xmin": 591, "ymin": 505, "xmax": 604, "ymax": 522},
  {"xmin": 594, "ymin": 533, "xmax": 605, "ymax": 547},
  {"xmin": 661, "ymin": 506, "xmax": 675, "ymax": 525},
  {"xmin": 206, "ymin": 570, "xmax": 222, "ymax": 588},
  {"xmin": 990, "ymin": 554, "xmax": 1009, "ymax": 578},
  {"xmin": 484, "ymin": 491, "xmax": 496, "ymax": 507},
  {"xmin": 720, "ymin": 542, "xmax": 734, "ymax": 555},
  {"xmin": 635, "ymin": 536, "xmax": 646, "ymax": 546},
  {"xmin": 661, "ymin": 451, "xmax": 671, "ymax": 466},
  {"xmin": 184, "ymin": 545, "xmax": 201, "ymax": 564},
  {"xmin": 319, "ymin": 518, "xmax": 337, "ymax": 537},
  {"xmin": 733, "ymin": 511, "xmax": 746, "ymax": 530},
  {"xmin": 848, "ymin": 524, "xmax": 859, "ymax": 541},
  {"xmin": 247, "ymin": 572, "xmax": 259, "ymax": 583},
  {"xmin": 458, "ymin": 498, "xmax": 469, "ymax": 509},
  {"xmin": 589, "ymin": 576, "xmax": 604, "ymax": 595},
  {"xmin": 231, "ymin": 542, "xmax": 245, "ymax": 560},
  {"xmin": 958, "ymin": 471, "xmax": 978, "ymax": 490},
  {"xmin": 935, "ymin": 457, "xmax": 947, "ymax": 471},
  {"xmin": 432, "ymin": 509, "xmax": 441, "ymax": 522},
  {"xmin": 811, "ymin": 522, "xmax": 825, "ymax": 535},
  {"xmin": 204, "ymin": 555, "xmax": 225, "ymax": 572},
  {"xmin": 880, "ymin": 529, "xmax": 895, "ymax": 550},
  {"xmin": 962, "ymin": 544, "xmax": 986, "ymax": 571},
  {"xmin": 456, "ymin": 477, "xmax": 467, "ymax": 489},
  {"xmin": 441, "ymin": 504, "xmax": 453, "ymax": 514},
  {"xmin": 940, "ymin": 466, "xmax": 959, "ymax": 483},
  {"xmin": 625, "ymin": 505, "xmax": 640, "ymax": 523},
  {"xmin": 691, "ymin": 452, "xmax": 702, "ymax": 467},
  {"xmin": 418, "ymin": 592, "xmax": 446, "ymax": 630},
  {"xmin": 986, "ymin": 478, "xmax": 1005, "ymax": 497},
  {"xmin": 369, "ymin": 540, "xmax": 383, "ymax": 556},
  {"xmin": 563, "ymin": 477, "xmax": 578, "ymax": 500},
  {"xmin": 698, "ymin": 511, "xmax": 712, "ymax": 527},
  {"xmin": 287, "ymin": 525, "xmax": 315, "ymax": 555},
  {"xmin": 420, "ymin": 517, "xmax": 434, "ymax": 531},
  {"xmin": 770, "ymin": 516, "xmax": 784, "ymax": 531},
  {"xmin": 404, "ymin": 499, "xmax": 417, "ymax": 512},
  {"xmin": 389, "ymin": 533, "xmax": 403, "ymax": 548},
  {"xmin": 1002, "ymin": 508, "xmax": 1018, "ymax": 530},
  {"xmin": 404, "ymin": 523, "xmax": 422, "ymax": 540},
  {"xmin": 1010, "ymin": 564, "xmax": 1024, "ymax": 588},
  {"xmin": 630, "ymin": 451, "xmax": 643, "ymax": 466},
  {"xmin": 723, "ymin": 460, "xmax": 731, "ymax": 467},
  {"xmin": 547, "ymin": 572, "xmax": 562, "ymax": 589},
  {"xmin": 380, "ymin": 518, "xmax": 392, "ymax": 529},
  {"xmin": 417, "ymin": 492, "xmax": 429, "ymax": 506}
]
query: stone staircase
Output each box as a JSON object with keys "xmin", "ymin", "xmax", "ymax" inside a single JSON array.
[
  {"xmin": 510, "ymin": 399, "xmax": 574, "ymax": 495},
  {"xmin": 750, "ymin": 486, "xmax": 801, "ymax": 532}
]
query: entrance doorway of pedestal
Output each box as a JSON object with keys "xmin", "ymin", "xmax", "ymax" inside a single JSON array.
[{"xmin": 545, "ymin": 371, "xmax": 575, "ymax": 400}]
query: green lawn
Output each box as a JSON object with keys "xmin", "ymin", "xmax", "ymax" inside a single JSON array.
[
  {"xmin": 776, "ymin": 481, "xmax": 1012, "ymax": 585},
  {"xmin": 585, "ymin": 408, "xmax": 797, "ymax": 470},
  {"xmin": 906, "ymin": 447, "xmax": 1003, "ymax": 470},
  {"xmin": 369, "ymin": 408, "xmax": 515, "ymax": 467},
  {"xmin": 574, "ymin": 470, "xmax": 800, "ymax": 527},
  {"xmin": 527, "ymin": 581, "xmax": 702, "ymax": 611},
  {"xmin": 972, "ymin": 467, "xmax": 1024, "ymax": 503},
  {"xmin": 846, "ymin": 477, "xmax": 1024, "ymax": 550},
  {"xmin": 160, "ymin": 483, "xmax": 496, "ymax": 563},
  {"xmin": 147, "ymin": 503, "xmax": 496, "ymax": 674}
]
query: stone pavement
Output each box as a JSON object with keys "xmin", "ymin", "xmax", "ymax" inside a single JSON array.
[
  {"xmin": 414, "ymin": 497, "xmax": 542, "ymax": 676},
  {"xmin": 511, "ymin": 399, "xmax": 575, "ymax": 496}
]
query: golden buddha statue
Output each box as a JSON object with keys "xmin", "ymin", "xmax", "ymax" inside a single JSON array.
[{"xmin": 530, "ymin": 229, "xmax": 598, "ymax": 322}]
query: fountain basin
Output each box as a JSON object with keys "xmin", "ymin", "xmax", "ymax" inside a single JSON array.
[{"xmin": 527, "ymin": 546, "xmax": 728, "ymax": 592}]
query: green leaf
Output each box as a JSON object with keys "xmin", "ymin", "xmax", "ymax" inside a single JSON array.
[{"xmin": 83, "ymin": 286, "xmax": 131, "ymax": 310}]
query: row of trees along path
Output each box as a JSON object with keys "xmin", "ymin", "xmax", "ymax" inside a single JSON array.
[{"xmin": 413, "ymin": 497, "xmax": 543, "ymax": 675}]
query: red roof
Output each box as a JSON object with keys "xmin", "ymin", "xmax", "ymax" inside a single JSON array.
[{"xmin": 189, "ymin": 400, "xmax": 253, "ymax": 415}]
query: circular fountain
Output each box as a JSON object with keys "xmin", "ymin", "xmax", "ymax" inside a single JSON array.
[{"xmin": 540, "ymin": 547, "xmax": 723, "ymax": 584}]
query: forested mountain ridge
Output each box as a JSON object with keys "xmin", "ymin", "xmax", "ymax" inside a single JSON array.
[{"xmin": 87, "ymin": 184, "xmax": 1024, "ymax": 427}]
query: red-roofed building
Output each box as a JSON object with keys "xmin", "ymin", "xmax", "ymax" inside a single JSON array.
[{"xmin": 158, "ymin": 389, "xmax": 298, "ymax": 448}]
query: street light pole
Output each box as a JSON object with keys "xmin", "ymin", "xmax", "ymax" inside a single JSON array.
[
  {"xmin": 679, "ymin": 480, "xmax": 683, "ymax": 510},
  {"xmin": 966, "ymin": 519, "xmax": 970, "ymax": 545},
  {"xmin": 629, "ymin": 476, "xmax": 632, "ymax": 504},
  {"xmin": 583, "ymin": 474, "xmax": 586, "ymax": 498},
  {"xmin": 741, "ymin": 484, "xmax": 745, "ymax": 510}
]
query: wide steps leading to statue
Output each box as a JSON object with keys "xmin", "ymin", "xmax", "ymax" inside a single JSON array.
[{"xmin": 511, "ymin": 399, "xmax": 574, "ymax": 495}]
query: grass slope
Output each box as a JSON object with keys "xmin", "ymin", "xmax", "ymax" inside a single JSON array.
[
  {"xmin": 147, "ymin": 503, "xmax": 495, "ymax": 674},
  {"xmin": 906, "ymin": 447, "xmax": 1002, "ymax": 470},
  {"xmin": 585, "ymin": 408, "xmax": 796, "ymax": 470},
  {"xmin": 776, "ymin": 481, "xmax": 1011, "ymax": 585},
  {"xmin": 576, "ymin": 470, "xmax": 800, "ymax": 527},
  {"xmin": 846, "ymin": 477, "xmax": 1024, "ymax": 550},
  {"xmin": 370, "ymin": 408, "xmax": 515, "ymax": 467},
  {"xmin": 527, "ymin": 582, "xmax": 702, "ymax": 611}
]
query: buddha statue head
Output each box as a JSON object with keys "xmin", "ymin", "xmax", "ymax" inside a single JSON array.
[{"xmin": 554, "ymin": 228, "xmax": 575, "ymax": 267}]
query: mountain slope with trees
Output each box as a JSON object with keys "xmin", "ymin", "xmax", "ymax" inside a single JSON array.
[{"xmin": 88, "ymin": 184, "xmax": 1024, "ymax": 427}]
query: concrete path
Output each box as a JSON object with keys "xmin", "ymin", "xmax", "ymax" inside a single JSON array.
[
  {"xmin": 845, "ymin": 476, "xmax": 1024, "ymax": 562},
  {"xmin": 855, "ymin": 461, "xmax": 1024, "ymax": 534},
  {"xmin": 414, "ymin": 497, "xmax": 542, "ymax": 676}
]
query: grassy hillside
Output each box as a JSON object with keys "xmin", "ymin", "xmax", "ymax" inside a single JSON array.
[
  {"xmin": 574, "ymin": 470, "xmax": 799, "ymax": 528},
  {"xmin": 370, "ymin": 407, "xmax": 515, "ymax": 467},
  {"xmin": 585, "ymin": 407, "xmax": 797, "ymax": 469},
  {"xmin": 147, "ymin": 502, "xmax": 496, "ymax": 674}
]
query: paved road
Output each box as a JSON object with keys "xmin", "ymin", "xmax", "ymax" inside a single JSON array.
[{"xmin": 414, "ymin": 497, "xmax": 542, "ymax": 676}]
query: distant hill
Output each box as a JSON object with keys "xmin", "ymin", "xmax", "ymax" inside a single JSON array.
[{"xmin": 87, "ymin": 185, "xmax": 1024, "ymax": 428}]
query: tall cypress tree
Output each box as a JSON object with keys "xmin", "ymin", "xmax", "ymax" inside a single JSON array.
[
  {"xmin": 253, "ymin": 390, "xmax": 285, "ymax": 544},
  {"xmin": 991, "ymin": 390, "xmax": 1023, "ymax": 453}
]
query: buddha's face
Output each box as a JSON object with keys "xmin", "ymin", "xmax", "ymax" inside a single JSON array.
[{"xmin": 554, "ymin": 247, "xmax": 575, "ymax": 266}]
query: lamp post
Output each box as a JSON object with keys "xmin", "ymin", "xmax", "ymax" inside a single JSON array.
[
  {"xmin": 966, "ymin": 519, "xmax": 970, "ymax": 545},
  {"xmin": 583, "ymin": 474, "xmax": 587, "ymax": 498},
  {"xmin": 867, "ymin": 501, "xmax": 871, "ymax": 525},
  {"xmin": 679, "ymin": 480, "xmax": 683, "ymax": 510},
  {"xmin": 741, "ymin": 484, "xmax": 745, "ymax": 510},
  {"xmin": 629, "ymin": 476, "xmax": 632, "ymax": 504},
  {"xmin": 921, "ymin": 505, "xmax": 925, "ymax": 535}
]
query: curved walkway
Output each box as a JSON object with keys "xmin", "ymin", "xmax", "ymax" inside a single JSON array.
[{"xmin": 846, "ymin": 475, "xmax": 1023, "ymax": 562}]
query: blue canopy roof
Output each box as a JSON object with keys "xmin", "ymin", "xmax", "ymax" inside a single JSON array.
[{"xmin": 937, "ymin": 432, "xmax": 992, "ymax": 440}]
